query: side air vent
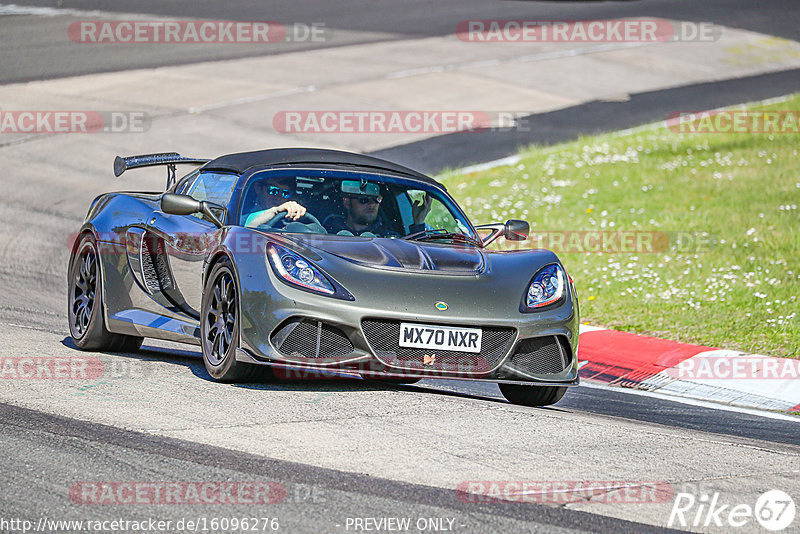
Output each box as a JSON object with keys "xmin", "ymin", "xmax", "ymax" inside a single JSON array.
[{"xmin": 140, "ymin": 235, "xmax": 175, "ymax": 293}]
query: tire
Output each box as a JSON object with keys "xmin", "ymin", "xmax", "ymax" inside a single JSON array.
[
  {"xmin": 499, "ymin": 383, "xmax": 568, "ymax": 407},
  {"xmin": 200, "ymin": 258, "xmax": 267, "ymax": 382},
  {"xmin": 68, "ymin": 234, "xmax": 143, "ymax": 352}
]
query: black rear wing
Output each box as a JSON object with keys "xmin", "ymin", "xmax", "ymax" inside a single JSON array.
[{"xmin": 113, "ymin": 152, "xmax": 210, "ymax": 189}]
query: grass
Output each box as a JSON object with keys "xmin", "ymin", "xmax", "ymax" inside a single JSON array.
[{"xmin": 440, "ymin": 94, "xmax": 800, "ymax": 358}]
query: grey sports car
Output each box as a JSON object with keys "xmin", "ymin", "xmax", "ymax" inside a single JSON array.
[{"xmin": 68, "ymin": 148, "xmax": 579, "ymax": 406}]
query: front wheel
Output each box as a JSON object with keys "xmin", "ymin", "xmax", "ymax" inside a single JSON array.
[
  {"xmin": 201, "ymin": 258, "xmax": 265, "ymax": 382},
  {"xmin": 499, "ymin": 383, "xmax": 567, "ymax": 407}
]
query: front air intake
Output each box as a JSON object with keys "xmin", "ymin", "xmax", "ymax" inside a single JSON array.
[
  {"xmin": 271, "ymin": 318, "xmax": 354, "ymax": 360},
  {"xmin": 361, "ymin": 319, "xmax": 515, "ymax": 376},
  {"xmin": 507, "ymin": 336, "xmax": 571, "ymax": 375}
]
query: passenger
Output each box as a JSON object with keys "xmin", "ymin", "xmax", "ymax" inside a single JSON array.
[{"xmin": 325, "ymin": 188, "xmax": 432, "ymax": 237}]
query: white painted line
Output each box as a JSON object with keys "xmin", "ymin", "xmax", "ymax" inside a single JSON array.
[
  {"xmin": 0, "ymin": 3, "xmax": 162, "ymax": 18},
  {"xmin": 580, "ymin": 380, "xmax": 800, "ymax": 422},
  {"xmin": 0, "ymin": 4, "xmax": 105, "ymax": 16},
  {"xmin": 457, "ymin": 155, "xmax": 520, "ymax": 174}
]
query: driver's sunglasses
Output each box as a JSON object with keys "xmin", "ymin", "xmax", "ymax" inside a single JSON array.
[
  {"xmin": 351, "ymin": 195, "xmax": 382, "ymax": 205},
  {"xmin": 267, "ymin": 185, "xmax": 292, "ymax": 198}
]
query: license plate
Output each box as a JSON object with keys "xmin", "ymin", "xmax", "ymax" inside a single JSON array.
[{"xmin": 399, "ymin": 323, "xmax": 482, "ymax": 353}]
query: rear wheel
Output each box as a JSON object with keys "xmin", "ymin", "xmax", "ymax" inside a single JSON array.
[
  {"xmin": 201, "ymin": 258, "xmax": 267, "ymax": 381},
  {"xmin": 499, "ymin": 384, "xmax": 567, "ymax": 407},
  {"xmin": 68, "ymin": 234, "xmax": 143, "ymax": 352}
]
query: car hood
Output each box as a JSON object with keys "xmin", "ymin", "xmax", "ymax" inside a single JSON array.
[{"xmin": 284, "ymin": 234, "xmax": 485, "ymax": 274}]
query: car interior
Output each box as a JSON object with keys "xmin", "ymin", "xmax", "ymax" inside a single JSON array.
[{"xmin": 239, "ymin": 174, "xmax": 412, "ymax": 236}]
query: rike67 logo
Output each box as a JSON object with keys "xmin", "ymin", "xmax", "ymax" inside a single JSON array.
[{"xmin": 669, "ymin": 490, "xmax": 796, "ymax": 531}]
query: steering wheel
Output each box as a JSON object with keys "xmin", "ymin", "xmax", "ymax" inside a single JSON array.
[{"xmin": 259, "ymin": 210, "xmax": 323, "ymax": 230}]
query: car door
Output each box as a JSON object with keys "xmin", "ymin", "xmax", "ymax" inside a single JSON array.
[{"xmin": 145, "ymin": 171, "xmax": 239, "ymax": 317}]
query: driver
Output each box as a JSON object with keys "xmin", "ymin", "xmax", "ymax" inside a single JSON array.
[
  {"xmin": 243, "ymin": 179, "xmax": 307, "ymax": 228},
  {"xmin": 244, "ymin": 200, "xmax": 306, "ymax": 228}
]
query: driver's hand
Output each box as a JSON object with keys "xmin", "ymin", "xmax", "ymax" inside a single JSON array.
[
  {"xmin": 412, "ymin": 194, "xmax": 432, "ymax": 225},
  {"xmin": 274, "ymin": 201, "xmax": 306, "ymax": 221},
  {"xmin": 248, "ymin": 201, "xmax": 307, "ymax": 227}
]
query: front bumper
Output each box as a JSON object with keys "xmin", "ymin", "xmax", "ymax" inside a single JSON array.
[{"xmin": 237, "ymin": 275, "xmax": 579, "ymax": 386}]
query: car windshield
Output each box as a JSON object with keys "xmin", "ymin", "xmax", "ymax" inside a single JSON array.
[{"xmin": 238, "ymin": 170, "xmax": 476, "ymax": 241}]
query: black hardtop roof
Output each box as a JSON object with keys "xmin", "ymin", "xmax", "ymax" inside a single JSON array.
[{"xmin": 203, "ymin": 148, "xmax": 440, "ymax": 186}]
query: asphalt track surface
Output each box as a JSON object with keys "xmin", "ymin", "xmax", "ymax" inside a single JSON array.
[
  {"xmin": 2, "ymin": 1, "xmax": 800, "ymax": 533},
  {"xmin": 374, "ymin": 67, "xmax": 800, "ymax": 174},
  {"xmin": 2, "ymin": 0, "xmax": 800, "ymax": 84},
  {"xmin": 4, "ymin": 1, "xmax": 800, "ymax": 172},
  {"xmin": 0, "ymin": 402, "xmax": 677, "ymax": 534}
]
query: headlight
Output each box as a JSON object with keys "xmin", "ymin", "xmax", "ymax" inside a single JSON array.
[
  {"xmin": 525, "ymin": 264, "xmax": 566, "ymax": 309},
  {"xmin": 267, "ymin": 243, "xmax": 335, "ymax": 295}
]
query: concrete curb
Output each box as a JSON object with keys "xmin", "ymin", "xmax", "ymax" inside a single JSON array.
[{"xmin": 577, "ymin": 325, "xmax": 800, "ymax": 413}]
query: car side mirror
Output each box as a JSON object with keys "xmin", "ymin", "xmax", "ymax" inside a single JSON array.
[
  {"xmin": 161, "ymin": 193, "xmax": 202, "ymax": 215},
  {"xmin": 161, "ymin": 193, "xmax": 224, "ymax": 228},
  {"xmin": 474, "ymin": 219, "xmax": 530, "ymax": 246},
  {"xmin": 504, "ymin": 219, "xmax": 529, "ymax": 241}
]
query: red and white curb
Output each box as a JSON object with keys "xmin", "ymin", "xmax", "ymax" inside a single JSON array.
[{"xmin": 577, "ymin": 325, "xmax": 800, "ymax": 413}]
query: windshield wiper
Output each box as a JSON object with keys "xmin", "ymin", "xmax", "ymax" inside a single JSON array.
[{"xmin": 403, "ymin": 229, "xmax": 483, "ymax": 247}]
